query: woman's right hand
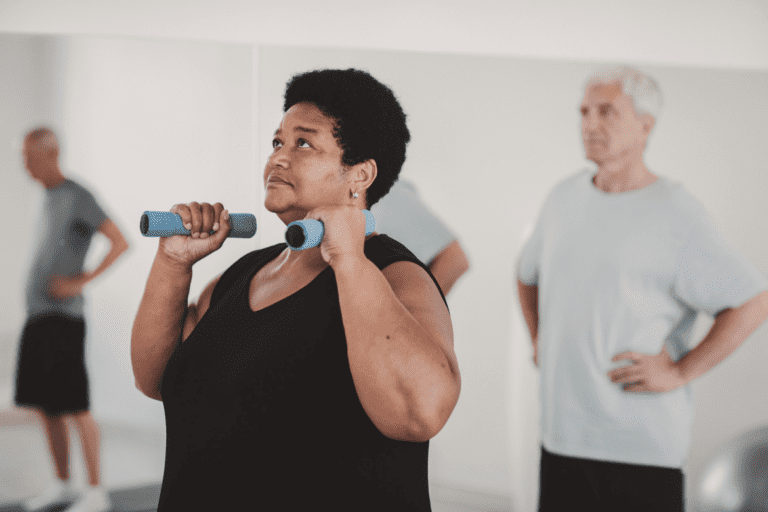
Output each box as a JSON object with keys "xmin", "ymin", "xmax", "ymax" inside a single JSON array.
[{"xmin": 158, "ymin": 202, "xmax": 231, "ymax": 267}]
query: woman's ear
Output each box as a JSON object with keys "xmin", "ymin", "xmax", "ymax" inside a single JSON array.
[{"xmin": 352, "ymin": 159, "xmax": 377, "ymax": 194}]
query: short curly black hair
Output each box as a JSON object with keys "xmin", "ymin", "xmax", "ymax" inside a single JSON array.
[{"xmin": 283, "ymin": 68, "xmax": 410, "ymax": 208}]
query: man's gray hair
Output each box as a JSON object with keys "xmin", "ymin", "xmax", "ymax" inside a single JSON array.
[{"xmin": 585, "ymin": 66, "xmax": 662, "ymax": 119}]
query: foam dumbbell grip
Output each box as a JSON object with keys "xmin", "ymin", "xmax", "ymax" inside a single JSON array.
[
  {"xmin": 285, "ymin": 210, "xmax": 375, "ymax": 250},
  {"xmin": 140, "ymin": 211, "xmax": 257, "ymax": 238}
]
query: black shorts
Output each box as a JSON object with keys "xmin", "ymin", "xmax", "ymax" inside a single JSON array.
[
  {"xmin": 539, "ymin": 446, "xmax": 683, "ymax": 512},
  {"xmin": 14, "ymin": 314, "xmax": 90, "ymax": 416}
]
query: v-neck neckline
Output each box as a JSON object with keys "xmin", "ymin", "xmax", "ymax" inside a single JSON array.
[
  {"xmin": 243, "ymin": 243, "xmax": 332, "ymax": 315},
  {"xmin": 243, "ymin": 235, "xmax": 383, "ymax": 314}
]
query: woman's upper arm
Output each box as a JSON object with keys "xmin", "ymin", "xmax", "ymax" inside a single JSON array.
[
  {"xmin": 381, "ymin": 261, "xmax": 456, "ymax": 364},
  {"xmin": 181, "ymin": 274, "xmax": 222, "ymax": 342}
]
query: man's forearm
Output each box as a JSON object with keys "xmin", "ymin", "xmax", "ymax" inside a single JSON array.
[
  {"xmin": 86, "ymin": 219, "xmax": 129, "ymax": 283},
  {"xmin": 86, "ymin": 240, "xmax": 128, "ymax": 283},
  {"xmin": 517, "ymin": 279, "xmax": 539, "ymax": 342},
  {"xmin": 428, "ymin": 240, "xmax": 469, "ymax": 296},
  {"xmin": 677, "ymin": 290, "xmax": 768, "ymax": 384}
]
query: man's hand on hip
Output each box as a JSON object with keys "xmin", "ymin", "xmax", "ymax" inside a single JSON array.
[
  {"xmin": 48, "ymin": 273, "xmax": 92, "ymax": 298},
  {"xmin": 608, "ymin": 346, "xmax": 686, "ymax": 393}
]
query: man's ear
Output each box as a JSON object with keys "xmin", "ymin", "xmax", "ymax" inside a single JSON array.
[{"xmin": 641, "ymin": 113, "xmax": 656, "ymax": 136}]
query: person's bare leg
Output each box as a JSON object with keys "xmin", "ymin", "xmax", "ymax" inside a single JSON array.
[
  {"xmin": 69, "ymin": 411, "xmax": 100, "ymax": 486},
  {"xmin": 38, "ymin": 409, "xmax": 70, "ymax": 481}
]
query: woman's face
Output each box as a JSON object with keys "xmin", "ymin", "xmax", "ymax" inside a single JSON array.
[{"xmin": 264, "ymin": 102, "xmax": 350, "ymax": 222}]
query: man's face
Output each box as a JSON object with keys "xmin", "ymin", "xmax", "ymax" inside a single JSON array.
[
  {"xmin": 580, "ymin": 82, "xmax": 650, "ymax": 166},
  {"xmin": 22, "ymin": 137, "xmax": 44, "ymax": 181}
]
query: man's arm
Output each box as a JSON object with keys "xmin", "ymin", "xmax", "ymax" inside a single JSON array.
[
  {"xmin": 517, "ymin": 279, "xmax": 539, "ymax": 366},
  {"xmin": 48, "ymin": 218, "xmax": 129, "ymax": 298},
  {"xmin": 86, "ymin": 218, "xmax": 129, "ymax": 283},
  {"xmin": 427, "ymin": 240, "xmax": 470, "ymax": 296},
  {"xmin": 677, "ymin": 290, "xmax": 768, "ymax": 383},
  {"xmin": 610, "ymin": 290, "xmax": 768, "ymax": 392}
]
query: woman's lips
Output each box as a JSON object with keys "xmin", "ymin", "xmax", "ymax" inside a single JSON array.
[{"xmin": 267, "ymin": 177, "xmax": 290, "ymax": 186}]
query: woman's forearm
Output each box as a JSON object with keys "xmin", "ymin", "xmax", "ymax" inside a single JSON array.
[
  {"xmin": 131, "ymin": 252, "xmax": 193, "ymax": 399},
  {"xmin": 333, "ymin": 255, "xmax": 458, "ymax": 441}
]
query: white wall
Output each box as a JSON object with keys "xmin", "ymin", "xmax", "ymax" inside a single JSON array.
[
  {"xmin": 0, "ymin": 0, "xmax": 767, "ymax": 71},
  {"xmin": 0, "ymin": 35, "xmax": 256, "ymax": 431}
]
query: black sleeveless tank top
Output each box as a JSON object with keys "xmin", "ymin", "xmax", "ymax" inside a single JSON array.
[{"xmin": 157, "ymin": 235, "xmax": 447, "ymax": 511}]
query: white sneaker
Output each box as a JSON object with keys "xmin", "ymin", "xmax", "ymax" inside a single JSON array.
[
  {"xmin": 24, "ymin": 480, "xmax": 79, "ymax": 511},
  {"xmin": 62, "ymin": 486, "xmax": 112, "ymax": 512}
]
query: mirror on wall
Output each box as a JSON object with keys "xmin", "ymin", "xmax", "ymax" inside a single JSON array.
[
  {"xmin": 257, "ymin": 45, "xmax": 768, "ymax": 509},
  {"xmin": 0, "ymin": 33, "xmax": 255, "ymax": 498}
]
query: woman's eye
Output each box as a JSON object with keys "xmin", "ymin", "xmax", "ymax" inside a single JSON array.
[
  {"xmin": 297, "ymin": 138, "xmax": 310, "ymax": 148},
  {"xmin": 272, "ymin": 139, "xmax": 282, "ymax": 149}
]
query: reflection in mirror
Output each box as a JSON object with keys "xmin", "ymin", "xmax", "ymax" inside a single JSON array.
[
  {"xmin": 0, "ymin": 34, "xmax": 255, "ymax": 509},
  {"xmin": 257, "ymin": 46, "xmax": 768, "ymax": 512}
]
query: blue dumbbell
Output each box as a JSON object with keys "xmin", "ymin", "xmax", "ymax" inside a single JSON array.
[
  {"xmin": 140, "ymin": 211, "xmax": 257, "ymax": 238},
  {"xmin": 285, "ymin": 210, "xmax": 375, "ymax": 250}
]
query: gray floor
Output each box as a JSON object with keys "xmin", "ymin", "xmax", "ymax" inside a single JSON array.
[
  {"xmin": 0, "ymin": 485, "xmax": 494, "ymax": 512},
  {"xmin": 0, "ymin": 409, "xmax": 507, "ymax": 512},
  {"xmin": 0, "ymin": 484, "xmax": 161, "ymax": 512},
  {"xmin": 0, "ymin": 410, "xmax": 164, "ymax": 504}
]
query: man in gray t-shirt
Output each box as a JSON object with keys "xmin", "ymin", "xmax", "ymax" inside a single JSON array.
[
  {"xmin": 516, "ymin": 67, "xmax": 768, "ymax": 511},
  {"xmin": 371, "ymin": 179, "xmax": 469, "ymax": 296},
  {"xmin": 26, "ymin": 176, "xmax": 108, "ymax": 320},
  {"xmin": 14, "ymin": 127, "xmax": 129, "ymax": 512}
]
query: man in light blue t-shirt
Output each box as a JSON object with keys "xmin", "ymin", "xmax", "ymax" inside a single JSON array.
[
  {"xmin": 371, "ymin": 179, "xmax": 469, "ymax": 296},
  {"xmin": 516, "ymin": 67, "xmax": 768, "ymax": 512},
  {"xmin": 14, "ymin": 127, "xmax": 129, "ymax": 512}
]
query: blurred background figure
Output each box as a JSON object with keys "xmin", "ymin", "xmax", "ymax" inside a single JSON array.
[
  {"xmin": 516, "ymin": 66, "xmax": 768, "ymax": 511},
  {"xmin": 14, "ymin": 127, "xmax": 129, "ymax": 512},
  {"xmin": 371, "ymin": 179, "xmax": 470, "ymax": 296}
]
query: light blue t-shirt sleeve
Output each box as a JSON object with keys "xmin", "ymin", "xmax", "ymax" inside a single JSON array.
[
  {"xmin": 371, "ymin": 180, "xmax": 455, "ymax": 264},
  {"xmin": 673, "ymin": 213, "xmax": 768, "ymax": 316},
  {"xmin": 517, "ymin": 197, "xmax": 549, "ymax": 286}
]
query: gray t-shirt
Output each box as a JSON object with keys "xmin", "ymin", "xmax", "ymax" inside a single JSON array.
[
  {"xmin": 517, "ymin": 169, "xmax": 768, "ymax": 468},
  {"xmin": 371, "ymin": 179, "xmax": 455, "ymax": 265},
  {"xmin": 26, "ymin": 179, "xmax": 108, "ymax": 319}
]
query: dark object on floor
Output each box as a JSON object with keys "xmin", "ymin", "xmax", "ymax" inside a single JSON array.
[{"xmin": 691, "ymin": 426, "xmax": 768, "ymax": 512}]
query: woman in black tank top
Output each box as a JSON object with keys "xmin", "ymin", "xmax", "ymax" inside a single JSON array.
[{"xmin": 131, "ymin": 69, "xmax": 461, "ymax": 511}]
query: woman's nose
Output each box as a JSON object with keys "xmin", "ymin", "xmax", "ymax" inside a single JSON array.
[{"xmin": 268, "ymin": 147, "xmax": 289, "ymax": 168}]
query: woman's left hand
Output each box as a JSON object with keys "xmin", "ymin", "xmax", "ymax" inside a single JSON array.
[{"xmin": 305, "ymin": 206, "xmax": 368, "ymax": 267}]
